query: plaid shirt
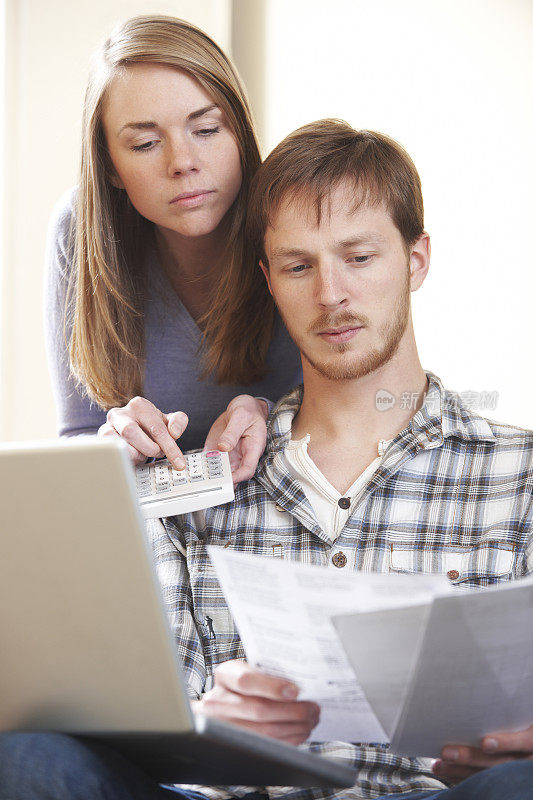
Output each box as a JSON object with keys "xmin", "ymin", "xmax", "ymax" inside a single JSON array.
[{"xmin": 147, "ymin": 373, "xmax": 533, "ymax": 800}]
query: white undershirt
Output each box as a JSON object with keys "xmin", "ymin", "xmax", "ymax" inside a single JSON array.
[{"xmin": 284, "ymin": 434, "xmax": 390, "ymax": 542}]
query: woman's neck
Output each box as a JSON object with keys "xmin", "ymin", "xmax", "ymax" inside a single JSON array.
[{"xmin": 154, "ymin": 226, "xmax": 224, "ymax": 323}]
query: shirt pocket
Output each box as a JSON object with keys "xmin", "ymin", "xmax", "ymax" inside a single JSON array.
[
  {"xmin": 187, "ymin": 543, "xmax": 244, "ymax": 665},
  {"xmin": 389, "ymin": 541, "xmax": 516, "ymax": 587}
]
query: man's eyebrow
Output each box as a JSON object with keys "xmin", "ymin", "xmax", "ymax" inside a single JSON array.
[
  {"xmin": 270, "ymin": 234, "xmax": 386, "ymax": 260},
  {"xmin": 118, "ymin": 104, "xmax": 220, "ymax": 135},
  {"xmin": 270, "ymin": 247, "xmax": 309, "ymax": 260},
  {"xmin": 337, "ymin": 233, "xmax": 386, "ymax": 247}
]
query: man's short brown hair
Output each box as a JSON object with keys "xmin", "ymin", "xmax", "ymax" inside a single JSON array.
[{"xmin": 246, "ymin": 119, "xmax": 424, "ymax": 265}]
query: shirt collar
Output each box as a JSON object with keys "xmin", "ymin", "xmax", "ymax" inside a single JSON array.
[{"xmin": 262, "ymin": 371, "xmax": 496, "ymax": 463}]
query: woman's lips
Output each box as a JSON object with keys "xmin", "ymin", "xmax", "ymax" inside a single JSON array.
[
  {"xmin": 318, "ymin": 326, "xmax": 363, "ymax": 344},
  {"xmin": 170, "ymin": 190, "xmax": 214, "ymax": 208}
]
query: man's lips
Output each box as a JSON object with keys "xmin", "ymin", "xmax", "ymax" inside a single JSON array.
[
  {"xmin": 170, "ymin": 190, "xmax": 214, "ymax": 207},
  {"xmin": 317, "ymin": 325, "xmax": 363, "ymax": 343}
]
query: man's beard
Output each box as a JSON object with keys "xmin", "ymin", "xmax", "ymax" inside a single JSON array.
[{"xmin": 280, "ymin": 272, "xmax": 411, "ymax": 382}]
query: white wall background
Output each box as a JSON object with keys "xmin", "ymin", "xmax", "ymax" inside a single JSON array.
[
  {"xmin": 263, "ymin": 0, "xmax": 533, "ymax": 428},
  {"xmin": 1, "ymin": 0, "xmax": 532, "ymax": 439}
]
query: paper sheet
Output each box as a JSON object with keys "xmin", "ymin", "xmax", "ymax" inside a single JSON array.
[
  {"xmin": 208, "ymin": 548, "xmax": 449, "ymax": 743},
  {"xmin": 334, "ymin": 574, "xmax": 533, "ymax": 757}
]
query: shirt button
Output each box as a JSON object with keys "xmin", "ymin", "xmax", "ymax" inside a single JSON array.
[
  {"xmin": 275, "ymin": 503, "xmax": 285, "ymax": 513},
  {"xmin": 447, "ymin": 569, "xmax": 460, "ymax": 580},
  {"xmin": 338, "ymin": 497, "xmax": 351, "ymax": 510},
  {"xmin": 332, "ymin": 552, "xmax": 347, "ymax": 568}
]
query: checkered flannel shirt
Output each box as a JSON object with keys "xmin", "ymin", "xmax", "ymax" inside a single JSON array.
[{"xmin": 146, "ymin": 373, "xmax": 533, "ymax": 800}]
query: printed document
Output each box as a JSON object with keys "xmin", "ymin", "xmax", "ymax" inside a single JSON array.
[
  {"xmin": 208, "ymin": 547, "xmax": 449, "ymax": 743},
  {"xmin": 334, "ymin": 574, "xmax": 533, "ymax": 756}
]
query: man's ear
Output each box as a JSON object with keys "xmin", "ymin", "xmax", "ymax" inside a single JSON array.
[
  {"xmin": 259, "ymin": 260, "xmax": 273, "ymax": 296},
  {"xmin": 409, "ymin": 233, "xmax": 430, "ymax": 292}
]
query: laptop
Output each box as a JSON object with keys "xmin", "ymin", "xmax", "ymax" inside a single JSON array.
[{"xmin": 0, "ymin": 438, "xmax": 355, "ymax": 788}]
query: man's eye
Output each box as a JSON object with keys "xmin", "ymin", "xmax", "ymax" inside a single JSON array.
[
  {"xmin": 289, "ymin": 264, "xmax": 310, "ymax": 274},
  {"xmin": 131, "ymin": 140, "xmax": 158, "ymax": 152},
  {"xmin": 196, "ymin": 126, "xmax": 221, "ymax": 137},
  {"xmin": 349, "ymin": 255, "xmax": 372, "ymax": 264}
]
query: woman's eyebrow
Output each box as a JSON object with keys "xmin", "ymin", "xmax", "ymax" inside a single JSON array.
[{"xmin": 117, "ymin": 104, "xmax": 220, "ymax": 136}]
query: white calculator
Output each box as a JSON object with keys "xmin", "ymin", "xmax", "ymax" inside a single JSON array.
[{"xmin": 135, "ymin": 449, "xmax": 234, "ymax": 519}]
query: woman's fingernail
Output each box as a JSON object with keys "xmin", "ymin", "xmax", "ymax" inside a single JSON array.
[
  {"xmin": 174, "ymin": 458, "xmax": 186, "ymax": 470},
  {"xmin": 442, "ymin": 748, "xmax": 459, "ymax": 761},
  {"xmin": 484, "ymin": 738, "xmax": 498, "ymax": 751}
]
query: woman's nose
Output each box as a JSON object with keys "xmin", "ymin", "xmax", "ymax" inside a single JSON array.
[{"xmin": 167, "ymin": 136, "xmax": 197, "ymax": 176}]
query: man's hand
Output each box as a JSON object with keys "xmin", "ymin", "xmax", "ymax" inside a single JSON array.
[
  {"xmin": 191, "ymin": 660, "xmax": 320, "ymax": 746},
  {"xmin": 204, "ymin": 396, "xmax": 269, "ymax": 485},
  {"xmin": 433, "ymin": 726, "xmax": 533, "ymax": 783}
]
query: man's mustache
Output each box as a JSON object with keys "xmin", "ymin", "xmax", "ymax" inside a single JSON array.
[{"xmin": 308, "ymin": 311, "xmax": 369, "ymax": 334}]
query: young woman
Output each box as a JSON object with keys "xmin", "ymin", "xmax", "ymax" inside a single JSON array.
[{"xmin": 45, "ymin": 14, "xmax": 301, "ymax": 480}]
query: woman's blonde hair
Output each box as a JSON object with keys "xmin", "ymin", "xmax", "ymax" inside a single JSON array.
[{"xmin": 69, "ymin": 14, "xmax": 272, "ymax": 409}]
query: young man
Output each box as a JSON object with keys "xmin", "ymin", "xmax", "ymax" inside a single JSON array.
[
  {"xmin": 1, "ymin": 122, "xmax": 532, "ymax": 800},
  {"xmin": 150, "ymin": 121, "xmax": 533, "ymax": 799}
]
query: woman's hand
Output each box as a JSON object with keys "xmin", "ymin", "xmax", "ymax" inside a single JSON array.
[
  {"xmin": 205, "ymin": 395, "xmax": 269, "ymax": 484},
  {"xmin": 98, "ymin": 397, "xmax": 188, "ymax": 469},
  {"xmin": 191, "ymin": 660, "xmax": 320, "ymax": 746}
]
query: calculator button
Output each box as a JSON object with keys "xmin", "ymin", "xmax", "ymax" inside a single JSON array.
[
  {"xmin": 137, "ymin": 486, "xmax": 151, "ymax": 497},
  {"xmin": 190, "ymin": 475, "xmax": 204, "ymax": 482}
]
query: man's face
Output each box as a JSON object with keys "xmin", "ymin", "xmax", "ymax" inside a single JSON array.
[{"xmin": 262, "ymin": 181, "xmax": 418, "ymax": 382}]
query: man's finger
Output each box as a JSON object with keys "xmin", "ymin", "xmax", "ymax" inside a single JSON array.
[
  {"xmin": 203, "ymin": 689, "xmax": 319, "ymax": 726},
  {"xmin": 482, "ymin": 726, "xmax": 533, "ymax": 754},
  {"xmin": 222, "ymin": 717, "xmax": 316, "ymax": 745},
  {"xmin": 432, "ymin": 760, "xmax": 480, "ymax": 782},
  {"xmin": 214, "ymin": 660, "xmax": 299, "ymax": 701}
]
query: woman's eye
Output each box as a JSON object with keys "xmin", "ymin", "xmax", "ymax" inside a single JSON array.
[
  {"xmin": 196, "ymin": 126, "xmax": 221, "ymax": 137},
  {"xmin": 131, "ymin": 140, "xmax": 158, "ymax": 152}
]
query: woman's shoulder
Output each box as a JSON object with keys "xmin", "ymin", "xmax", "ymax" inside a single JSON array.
[
  {"xmin": 48, "ymin": 186, "xmax": 77, "ymax": 245},
  {"xmin": 46, "ymin": 187, "xmax": 78, "ymax": 281}
]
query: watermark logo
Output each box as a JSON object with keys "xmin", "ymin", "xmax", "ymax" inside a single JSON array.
[{"xmin": 375, "ymin": 389, "xmax": 396, "ymax": 412}]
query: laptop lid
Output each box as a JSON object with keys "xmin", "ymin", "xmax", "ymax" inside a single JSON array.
[{"xmin": 0, "ymin": 437, "xmax": 194, "ymax": 734}]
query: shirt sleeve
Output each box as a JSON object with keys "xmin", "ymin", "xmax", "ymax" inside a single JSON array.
[
  {"xmin": 43, "ymin": 189, "xmax": 107, "ymax": 437},
  {"xmin": 144, "ymin": 517, "xmax": 207, "ymax": 700}
]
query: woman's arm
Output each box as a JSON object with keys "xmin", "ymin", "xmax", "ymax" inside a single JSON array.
[{"xmin": 44, "ymin": 190, "xmax": 107, "ymax": 436}]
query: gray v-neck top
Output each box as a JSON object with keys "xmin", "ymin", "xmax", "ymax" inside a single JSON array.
[{"xmin": 44, "ymin": 190, "xmax": 302, "ymax": 452}]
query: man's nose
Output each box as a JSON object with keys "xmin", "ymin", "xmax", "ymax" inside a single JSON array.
[
  {"xmin": 166, "ymin": 136, "xmax": 197, "ymax": 176},
  {"xmin": 315, "ymin": 266, "xmax": 348, "ymax": 309}
]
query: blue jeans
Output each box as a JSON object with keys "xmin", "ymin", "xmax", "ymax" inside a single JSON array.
[{"xmin": 0, "ymin": 733, "xmax": 532, "ymax": 799}]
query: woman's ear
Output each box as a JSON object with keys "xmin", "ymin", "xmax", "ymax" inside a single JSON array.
[{"xmin": 409, "ymin": 233, "xmax": 431, "ymax": 292}]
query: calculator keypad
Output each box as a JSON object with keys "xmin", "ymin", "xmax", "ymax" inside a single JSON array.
[{"xmin": 135, "ymin": 450, "xmax": 225, "ymax": 499}]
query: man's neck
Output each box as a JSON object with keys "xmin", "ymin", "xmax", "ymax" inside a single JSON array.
[{"xmin": 291, "ymin": 343, "xmax": 428, "ymax": 494}]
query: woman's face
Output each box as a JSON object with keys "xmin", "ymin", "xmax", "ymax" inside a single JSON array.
[{"xmin": 102, "ymin": 63, "xmax": 243, "ymax": 240}]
